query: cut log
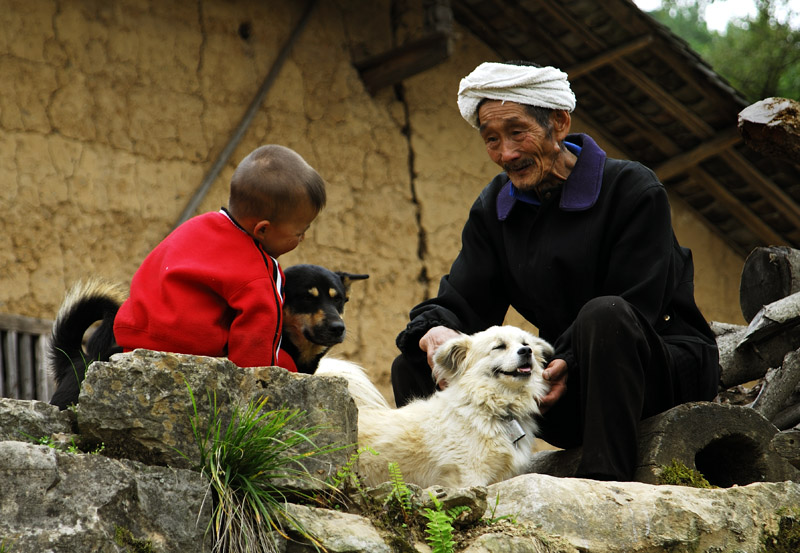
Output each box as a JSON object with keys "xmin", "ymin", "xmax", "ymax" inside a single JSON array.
[
  {"xmin": 740, "ymin": 246, "xmax": 800, "ymax": 323},
  {"xmin": 526, "ymin": 402, "xmax": 800, "ymax": 486},
  {"xmin": 774, "ymin": 402, "xmax": 800, "ymax": 430},
  {"xmin": 750, "ymin": 349, "xmax": 800, "ymax": 422},
  {"xmin": 738, "ymin": 97, "xmax": 800, "ymax": 164},
  {"xmin": 772, "ymin": 429, "xmax": 800, "ymax": 469},
  {"xmin": 709, "ymin": 320, "xmax": 800, "ymax": 389}
]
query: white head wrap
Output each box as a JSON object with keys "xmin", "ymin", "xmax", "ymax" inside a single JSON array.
[{"xmin": 457, "ymin": 62, "xmax": 576, "ymax": 128}]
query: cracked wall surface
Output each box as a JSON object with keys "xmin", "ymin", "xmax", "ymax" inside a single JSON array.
[{"xmin": 1, "ymin": 0, "xmax": 745, "ymax": 403}]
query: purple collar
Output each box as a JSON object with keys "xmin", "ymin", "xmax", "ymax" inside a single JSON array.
[{"xmin": 496, "ymin": 133, "xmax": 607, "ymax": 221}]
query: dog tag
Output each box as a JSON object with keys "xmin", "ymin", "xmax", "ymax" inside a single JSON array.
[{"xmin": 508, "ymin": 419, "xmax": 526, "ymax": 445}]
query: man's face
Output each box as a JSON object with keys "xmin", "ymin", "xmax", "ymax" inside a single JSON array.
[{"xmin": 477, "ymin": 100, "xmax": 561, "ymax": 191}]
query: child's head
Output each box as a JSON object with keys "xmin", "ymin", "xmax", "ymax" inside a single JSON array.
[{"xmin": 228, "ymin": 145, "xmax": 326, "ymax": 258}]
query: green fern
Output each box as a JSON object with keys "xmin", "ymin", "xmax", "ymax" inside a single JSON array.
[
  {"xmin": 421, "ymin": 492, "xmax": 470, "ymax": 553},
  {"xmin": 330, "ymin": 445, "xmax": 377, "ymax": 489},
  {"xmin": 386, "ymin": 461, "xmax": 414, "ymax": 519}
]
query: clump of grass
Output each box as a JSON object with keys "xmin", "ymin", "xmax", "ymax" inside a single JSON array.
[
  {"xmin": 184, "ymin": 385, "xmax": 342, "ymax": 553},
  {"xmin": 658, "ymin": 459, "xmax": 715, "ymax": 488}
]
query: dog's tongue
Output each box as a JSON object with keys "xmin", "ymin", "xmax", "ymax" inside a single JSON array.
[{"xmin": 517, "ymin": 366, "xmax": 532, "ymax": 374}]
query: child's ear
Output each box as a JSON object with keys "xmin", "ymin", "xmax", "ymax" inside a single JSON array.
[{"xmin": 253, "ymin": 219, "xmax": 271, "ymax": 237}]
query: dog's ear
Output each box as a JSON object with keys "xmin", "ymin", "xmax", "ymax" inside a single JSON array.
[
  {"xmin": 432, "ymin": 334, "xmax": 470, "ymax": 382},
  {"xmin": 532, "ymin": 336, "xmax": 555, "ymax": 367},
  {"xmin": 336, "ymin": 271, "xmax": 369, "ymax": 294}
]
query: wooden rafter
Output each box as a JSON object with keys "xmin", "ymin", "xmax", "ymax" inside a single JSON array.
[
  {"xmin": 687, "ymin": 168, "xmax": 787, "ymax": 247},
  {"xmin": 565, "ymin": 35, "xmax": 654, "ymax": 79},
  {"xmin": 654, "ymin": 127, "xmax": 741, "ymax": 181}
]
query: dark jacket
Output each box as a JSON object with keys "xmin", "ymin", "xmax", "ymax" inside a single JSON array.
[{"xmin": 397, "ymin": 133, "xmax": 719, "ymax": 397}]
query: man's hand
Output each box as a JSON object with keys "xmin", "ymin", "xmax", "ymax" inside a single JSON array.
[
  {"xmin": 539, "ymin": 358, "xmax": 567, "ymax": 413},
  {"xmin": 419, "ymin": 326, "xmax": 461, "ymax": 387}
]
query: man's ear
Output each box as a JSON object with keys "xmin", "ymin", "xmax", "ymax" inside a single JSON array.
[{"xmin": 551, "ymin": 110, "xmax": 571, "ymax": 141}]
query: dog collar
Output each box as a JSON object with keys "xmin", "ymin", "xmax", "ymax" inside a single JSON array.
[{"xmin": 505, "ymin": 418, "xmax": 526, "ymax": 446}]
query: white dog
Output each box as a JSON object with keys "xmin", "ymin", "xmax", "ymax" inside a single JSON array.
[{"xmin": 316, "ymin": 325, "xmax": 553, "ymax": 488}]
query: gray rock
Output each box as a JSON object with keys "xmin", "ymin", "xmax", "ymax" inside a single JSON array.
[
  {"xmin": 0, "ymin": 398, "xmax": 75, "ymax": 443},
  {"xmin": 0, "ymin": 440, "xmax": 210, "ymax": 552},
  {"xmin": 77, "ymin": 349, "xmax": 357, "ymax": 485},
  {"xmin": 488, "ymin": 473, "xmax": 800, "ymax": 553},
  {"xmin": 285, "ymin": 504, "xmax": 394, "ymax": 553}
]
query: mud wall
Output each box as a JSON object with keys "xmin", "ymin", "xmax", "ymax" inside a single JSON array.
[{"xmin": 0, "ymin": 0, "xmax": 745, "ymax": 402}]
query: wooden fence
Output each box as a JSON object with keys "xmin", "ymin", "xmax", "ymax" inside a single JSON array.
[{"xmin": 0, "ymin": 313, "xmax": 53, "ymax": 402}]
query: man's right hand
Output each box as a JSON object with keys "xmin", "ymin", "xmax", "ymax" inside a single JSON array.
[{"xmin": 419, "ymin": 326, "xmax": 461, "ymax": 375}]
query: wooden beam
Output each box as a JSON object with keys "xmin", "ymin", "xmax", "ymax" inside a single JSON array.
[
  {"xmin": 355, "ymin": 31, "xmax": 452, "ymax": 94},
  {"xmin": 566, "ymin": 35, "xmax": 654, "ymax": 79},
  {"xmin": 535, "ymin": 0, "xmax": 715, "ymax": 138},
  {"xmin": 654, "ymin": 127, "xmax": 742, "ymax": 181},
  {"xmin": 721, "ymin": 149, "xmax": 800, "ymax": 231},
  {"xmin": 687, "ymin": 167, "xmax": 787, "ymax": 247}
]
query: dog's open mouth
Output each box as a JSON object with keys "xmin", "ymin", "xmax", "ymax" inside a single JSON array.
[{"xmin": 494, "ymin": 364, "xmax": 532, "ymax": 378}]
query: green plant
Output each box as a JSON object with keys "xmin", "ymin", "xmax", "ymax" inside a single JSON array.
[
  {"xmin": 658, "ymin": 459, "xmax": 715, "ymax": 488},
  {"xmin": 421, "ymin": 492, "xmax": 470, "ymax": 553},
  {"xmin": 386, "ymin": 461, "xmax": 414, "ymax": 523},
  {"xmin": 184, "ymin": 386, "xmax": 343, "ymax": 553},
  {"xmin": 484, "ymin": 491, "xmax": 517, "ymax": 525},
  {"xmin": 329, "ymin": 445, "xmax": 377, "ymax": 490},
  {"xmin": 114, "ymin": 526, "xmax": 154, "ymax": 553},
  {"xmin": 20, "ymin": 434, "xmax": 104, "ymax": 456},
  {"xmin": 0, "ymin": 538, "xmax": 13, "ymax": 552}
]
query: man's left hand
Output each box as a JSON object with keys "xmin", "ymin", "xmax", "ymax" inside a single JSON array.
[{"xmin": 539, "ymin": 358, "xmax": 567, "ymax": 413}]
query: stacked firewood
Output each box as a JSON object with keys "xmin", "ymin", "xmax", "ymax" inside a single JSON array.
[
  {"xmin": 713, "ymin": 246, "xmax": 800, "ymax": 467},
  {"xmin": 710, "ymin": 99, "xmax": 800, "ymax": 468}
]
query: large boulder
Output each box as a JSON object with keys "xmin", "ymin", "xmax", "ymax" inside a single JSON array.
[
  {"xmin": 488, "ymin": 473, "xmax": 800, "ymax": 553},
  {"xmin": 0, "ymin": 440, "xmax": 210, "ymax": 552},
  {"xmin": 76, "ymin": 349, "xmax": 357, "ymax": 483}
]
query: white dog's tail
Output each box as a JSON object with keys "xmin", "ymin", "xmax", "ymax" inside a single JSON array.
[{"xmin": 316, "ymin": 358, "xmax": 391, "ymax": 410}]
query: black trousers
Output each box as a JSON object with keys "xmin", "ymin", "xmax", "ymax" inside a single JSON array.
[{"xmin": 391, "ymin": 296, "xmax": 704, "ymax": 481}]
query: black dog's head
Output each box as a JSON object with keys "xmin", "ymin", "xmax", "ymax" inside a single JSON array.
[{"xmin": 282, "ymin": 264, "xmax": 368, "ymax": 374}]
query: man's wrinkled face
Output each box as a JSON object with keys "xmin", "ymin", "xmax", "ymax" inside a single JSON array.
[{"xmin": 478, "ymin": 100, "xmax": 560, "ymax": 191}]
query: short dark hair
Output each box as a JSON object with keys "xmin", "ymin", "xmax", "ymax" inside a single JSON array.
[{"xmin": 228, "ymin": 145, "xmax": 326, "ymax": 222}]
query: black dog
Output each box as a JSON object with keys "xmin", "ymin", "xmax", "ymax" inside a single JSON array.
[
  {"xmin": 281, "ymin": 264, "xmax": 368, "ymax": 374},
  {"xmin": 48, "ymin": 264, "xmax": 368, "ymax": 409}
]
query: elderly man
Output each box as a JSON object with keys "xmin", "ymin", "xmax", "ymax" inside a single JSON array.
[{"xmin": 391, "ymin": 61, "xmax": 720, "ymax": 481}]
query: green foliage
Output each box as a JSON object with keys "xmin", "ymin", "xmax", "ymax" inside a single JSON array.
[
  {"xmin": 645, "ymin": 0, "xmax": 800, "ymax": 101},
  {"xmin": 658, "ymin": 458, "xmax": 715, "ymax": 488},
  {"xmin": 0, "ymin": 538, "xmax": 13, "ymax": 552},
  {"xmin": 386, "ymin": 461, "xmax": 414, "ymax": 522},
  {"xmin": 421, "ymin": 492, "xmax": 471, "ymax": 553},
  {"xmin": 114, "ymin": 526, "xmax": 154, "ymax": 553},
  {"xmin": 329, "ymin": 445, "xmax": 377, "ymax": 490},
  {"xmin": 20, "ymin": 433, "xmax": 104, "ymax": 455},
  {"xmin": 183, "ymin": 385, "xmax": 344, "ymax": 553},
  {"xmin": 484, "ymin": 491, "xmax": 518, "ymax": 525}
]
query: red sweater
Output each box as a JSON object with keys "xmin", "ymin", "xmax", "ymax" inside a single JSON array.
[{"xmin": 114, "ymin": 210, "xmax": 295, "ymax": 371}]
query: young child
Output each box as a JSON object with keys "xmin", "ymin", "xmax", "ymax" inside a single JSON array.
[{"xmin": 113, "ymin": 145, "xmax": 326, "ymax": 371}]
